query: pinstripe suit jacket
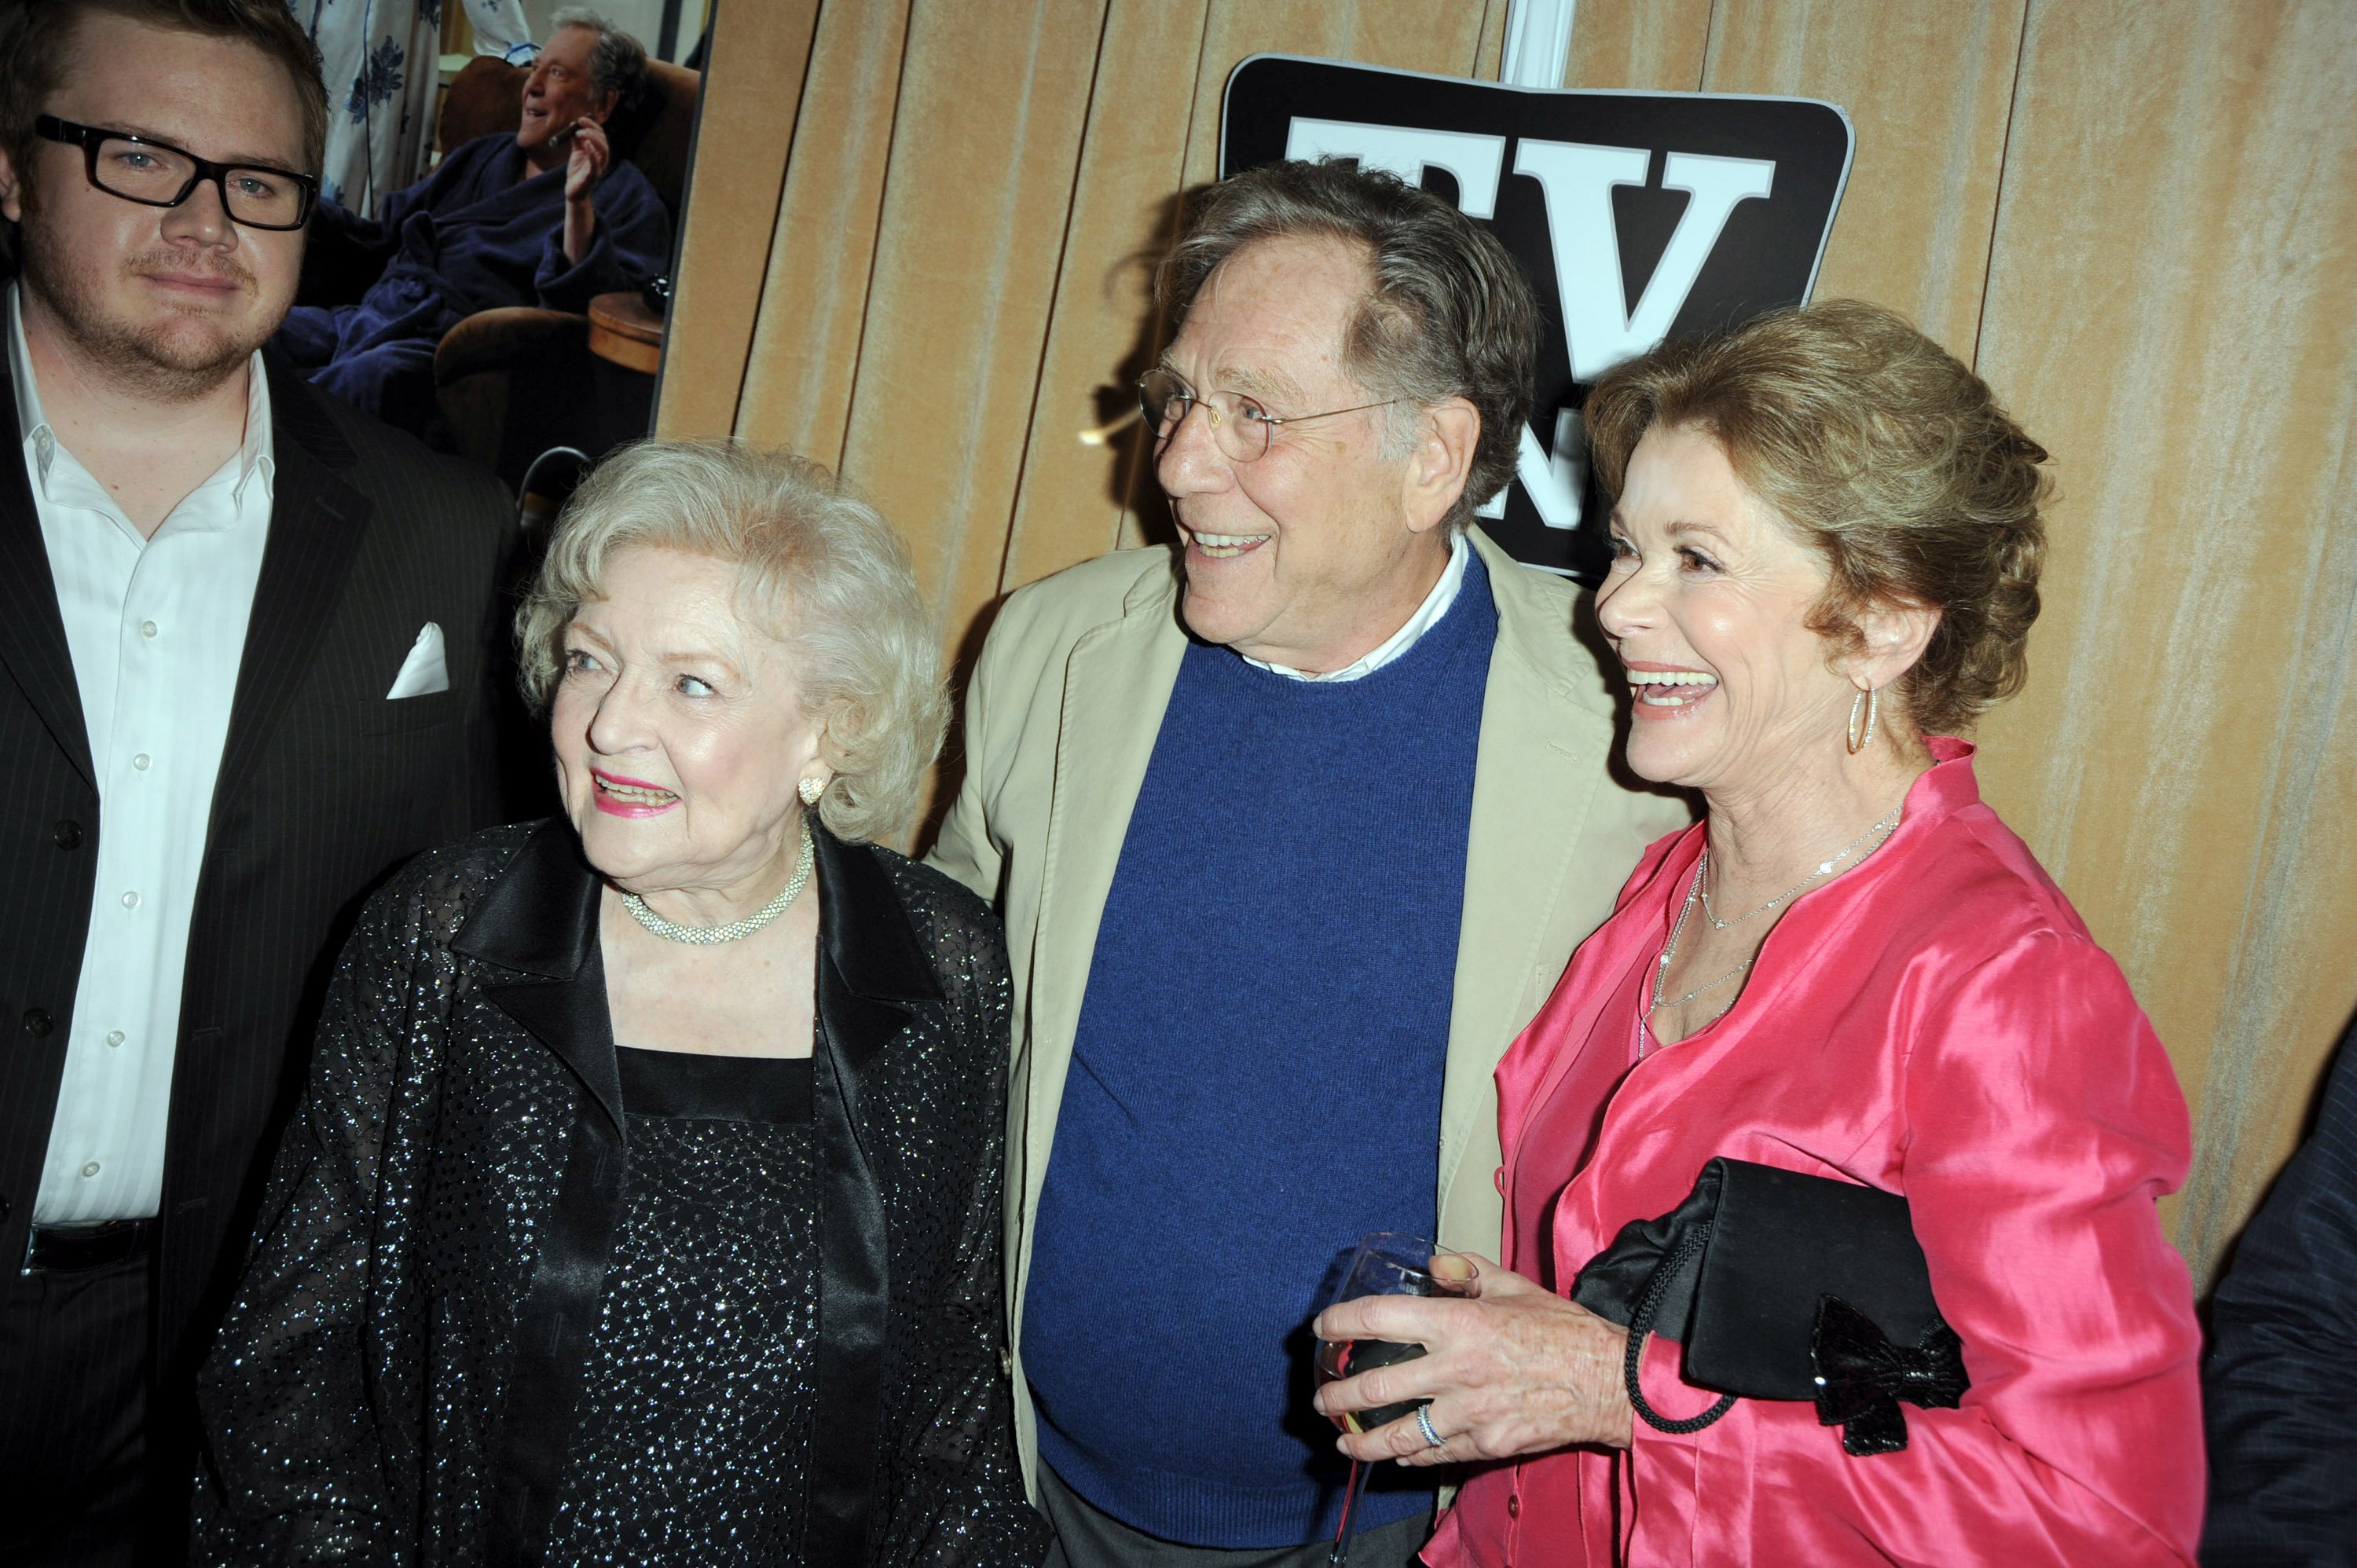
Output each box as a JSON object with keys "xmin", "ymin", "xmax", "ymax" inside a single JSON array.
[{"xmin": 0, "ymin": 353, "xmax": 515, "ymax": 1388}]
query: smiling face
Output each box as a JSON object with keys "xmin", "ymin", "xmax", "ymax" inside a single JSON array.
[
  {"xmin": 516, "ymin": 24, "xmax": 614, "ymax": 154},
  {"xmin": 551, "ymin": 546, "xmax": 829, "ymax": 902},
  {"xmin": 0, "ymin": 10, "xmax": 308, "ymax": 393},
  {"xmin": 1155, "ymin": 233, "xmax": 1453, "ymax": 672},
  {"xmin": 1596, "ymin": 423, "xmax": 1867, "ymax": 800}
]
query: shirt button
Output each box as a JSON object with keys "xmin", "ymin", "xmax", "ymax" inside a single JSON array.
[
  {"xmin": 120, "ymin": 890, "xmax": 140, "ymax": 909},
  {"xmin": 22, "ymin": 1008, "xmax": 53, "ymax": 1038},
  {"xmin": 1507, "ymin": 1493, "xmax": 1522, "ymax": 1520},
  {"xmin": 141, "ymin": 620, "xmax": 159, "ymax": 639},
  {"xmin": 79, "ymin": 1161, "xmax": 101, "ymax": 1179},
  {"xmin": 105, "ymin": 1030, "xmax": 125, "ymax": 1048},
  {"xmin": 132, "ymin": 753, "xmax": 151, "ymax": 771}
]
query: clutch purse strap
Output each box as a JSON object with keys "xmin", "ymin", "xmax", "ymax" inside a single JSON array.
[{"xmin": 1623, "ymin": 1223, "xmax": 1738, "ymax": 1435}]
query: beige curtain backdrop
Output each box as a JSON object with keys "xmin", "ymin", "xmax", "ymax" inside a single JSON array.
[{"xmin": 654, "ymin": 0, "xmax": 2357, "ymax": 1291}]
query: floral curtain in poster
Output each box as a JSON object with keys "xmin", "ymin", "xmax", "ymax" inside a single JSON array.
[{"xmin": 296, "ymin": 0, "xmax": 534, "ymax": 217}]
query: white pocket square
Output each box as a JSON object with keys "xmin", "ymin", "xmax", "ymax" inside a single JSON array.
[{"xmin": 385, "ymin": 621, "xmax": 450, "ymax": 699}]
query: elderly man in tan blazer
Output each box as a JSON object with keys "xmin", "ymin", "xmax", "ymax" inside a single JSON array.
[{"xmin": 930, "ymin": 159, "xmax": 1688, "ymax": 1568}]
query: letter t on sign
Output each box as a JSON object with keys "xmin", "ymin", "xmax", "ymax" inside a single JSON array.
[{"xmin": 1283, "ymin": 119, "xmax": 1511, "ymax": 218}]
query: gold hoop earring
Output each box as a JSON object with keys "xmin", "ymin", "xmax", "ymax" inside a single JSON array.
[{"xmin": 1846, "ymin": 686, "xmax": 1879, "ymax": 755}]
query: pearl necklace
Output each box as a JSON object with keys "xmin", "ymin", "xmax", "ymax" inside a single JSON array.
[{"xmin": 619, "ymin": 820, "xmax": 814, "ymax": 945}]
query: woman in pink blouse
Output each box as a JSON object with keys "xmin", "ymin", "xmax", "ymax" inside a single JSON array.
[{"xmin": 1314, "ymin": 300, "xmax": 2202, "ymax": 1566}]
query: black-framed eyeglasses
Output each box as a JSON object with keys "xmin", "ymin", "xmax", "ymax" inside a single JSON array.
[
  {"xmin": 32, "ymin": 115, "xmax": 316, "ymax": 231},
  {"xmin": 1137, "ymin": 366, "xmax": 1398, "ymax": 463}
]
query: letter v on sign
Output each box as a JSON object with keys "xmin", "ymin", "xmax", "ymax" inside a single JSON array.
[
  {"xmin": 1516, "ymin": 144, "xmax": 1776, "ymax": 382},
  {"xmin": 1479, "ymin": 145, "xmax": 1775, "ymax": 528}
]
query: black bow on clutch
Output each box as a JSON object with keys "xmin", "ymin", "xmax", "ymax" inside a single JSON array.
[
  {"xmin": 1810, "ymin": 1295, "xmax": 1971, "ymax": 1456},
  {"xmin": 1572, "ymin": 1158, "xmax": 1974, "ymax": 1456}
]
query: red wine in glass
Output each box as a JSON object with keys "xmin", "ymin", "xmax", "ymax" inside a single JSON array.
[{"xmin": 1316, "ymin": 1233, "xmax": 1471, "ymax": 1566}]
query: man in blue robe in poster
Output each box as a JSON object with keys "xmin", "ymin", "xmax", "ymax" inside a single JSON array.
[{"xmin": 274, "ymin": 9, "xmax": 672, "ymax": 435}]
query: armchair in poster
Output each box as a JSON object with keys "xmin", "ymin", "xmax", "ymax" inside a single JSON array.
[{"xmin": 1221, "ymin": 55, "xmax": 1853, "ymax": 580}]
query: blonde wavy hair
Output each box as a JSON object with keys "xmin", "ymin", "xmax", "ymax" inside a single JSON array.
[
  {"xmin": 1585, "ymin": 299, "xmax": 2050, "ymax": 735},
  {"xmin": 516, "ymin": 441, "xmax": 948, "ymax": 844}
]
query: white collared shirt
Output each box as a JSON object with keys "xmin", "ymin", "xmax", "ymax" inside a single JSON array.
[
  {"xmin": 1238, "ymin": 528, "xmax": 1470, "ymax": 683},
  {"xmin": 10, "ymin": 283, "xmax": 276, "ymax": 1224}
]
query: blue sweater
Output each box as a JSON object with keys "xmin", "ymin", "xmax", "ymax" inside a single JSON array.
[{"xmin": 1023, "ymin": 553, "xmax": 1496, "ymax": 1548}]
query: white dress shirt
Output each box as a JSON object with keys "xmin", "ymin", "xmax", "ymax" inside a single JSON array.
[
  {"xmin": 1239, "ymin": 527, "xmax": 1470, "ymax": 683},
  {"xmin": 10, "ymin": 284, "xmax": 275, "ymax": 1224}
]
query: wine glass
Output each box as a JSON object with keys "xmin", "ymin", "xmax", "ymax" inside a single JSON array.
[{"xmin": 1314, "ymin": 1232, "xmax": 1471, "ymax": 1566}]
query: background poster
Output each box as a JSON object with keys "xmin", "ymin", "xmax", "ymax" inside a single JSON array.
[{"xmin": 1222, "ymin": 54, "xmax": 1853, "ymax": 579}]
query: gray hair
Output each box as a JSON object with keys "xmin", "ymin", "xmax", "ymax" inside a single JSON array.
[
  {"xmin": 1157, "ymin": 158, "xmax": 1539, "ymax": 530},
  {"xmin": 517, "ymin": 441, "xmax": 948, "ymax": 844},
  {"xmin": 550, "ymin": 6, "xmax": 649, "ymax": 109}
]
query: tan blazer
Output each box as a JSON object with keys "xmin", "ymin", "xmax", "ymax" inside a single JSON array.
[{"xmin": 928, "ymin": 529, "xmax": 1692, "ymax": 1482}]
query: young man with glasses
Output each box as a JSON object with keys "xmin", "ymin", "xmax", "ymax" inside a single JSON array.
[
  {"xmin": 0, "ymin": 3, "xmax": 511, "ymax": 1561},
  {"xmin": 930, "ymin": 159, "xmax": 1689, "ymax": 1568}
]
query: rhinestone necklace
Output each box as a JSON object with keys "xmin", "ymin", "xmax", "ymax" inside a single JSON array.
[
  {"xmin": 1697, "ymin": 800, "xmax": 1904, "ymax": 931},
  {"xmin": 1650, "ymin": 859, "xmax": 1753, "ymax": 1024},
  {"xmin": 619, "ymin": 819, "xmax": 814, "ymax": 945},
  {"xmin": 1649, "ymin": 801, "xmax": 1905, "ymax": 1043}
]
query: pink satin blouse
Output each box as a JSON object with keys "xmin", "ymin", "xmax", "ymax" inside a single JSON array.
[{"xmin": 1424, "ymin": 739, "xmax": 2202, "ymax": 1567}]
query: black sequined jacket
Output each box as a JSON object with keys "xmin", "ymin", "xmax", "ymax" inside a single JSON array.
[{"xmin": 192, "ymin": 819, "xmax": 1048, "ymax": 1568}]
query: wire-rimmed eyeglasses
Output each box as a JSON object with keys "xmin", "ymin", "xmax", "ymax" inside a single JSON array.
[
  {"xmin": 32, "ymin": 115, "xmax": 317, "ymax": 232},
  {"xmin": 1137, "ymin": 366, "xmax": 1397, "ymax": 463}
]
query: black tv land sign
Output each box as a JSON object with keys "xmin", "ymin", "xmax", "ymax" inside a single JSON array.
[{"xmin": 1222, "ymin": 55, "xmax": 1853, "ymax": 580}]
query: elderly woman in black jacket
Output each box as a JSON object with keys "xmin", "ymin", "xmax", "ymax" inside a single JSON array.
[{"xmin": 193, "ymin": 441, "xmax": 1046, "ymax": 1567}]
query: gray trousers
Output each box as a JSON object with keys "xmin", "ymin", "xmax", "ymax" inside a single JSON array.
[{"xmin": 1036, "ymin": 1462, "xmax": 1431, "ymax": 1568}]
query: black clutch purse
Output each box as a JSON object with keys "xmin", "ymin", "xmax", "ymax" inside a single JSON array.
[{"xmin": 1569, "ymin": 1157, "xmax": 1971, "ymax": 1455}]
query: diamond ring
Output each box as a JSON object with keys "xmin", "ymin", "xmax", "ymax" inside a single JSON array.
[{"xmin": 1415, "ymin": 1407, "xmax": 1445, "ymax": 1449}]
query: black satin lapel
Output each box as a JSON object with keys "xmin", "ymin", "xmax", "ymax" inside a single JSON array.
[
  {"xmin": 814, "ymin": 825, "xmax": 941, "ymax": 1009},
  {"xmin": 482, "ymin": 962, "xmax": 624, "ymax": 1134},
  {"xmin": 450, "ymin": 819, "xmax": 625, "ymax": 1563},
  {"xmin": 466, "ymin": 824, "xmax": 622, "ymax": 1130},
  {"xmin": 821, "ymin": 976, "xmax": 916, "ymax": 1092},
  {"xmin": 801, "ymin": 977, "xmax": 891, "ymax": 1567},
  {"xmin": 808, "ymin": 829, "xmax": 931, "ymax": 1145},
  {"xmin": 0, "ymin": 361, "xmax": 95, "ymax": 785},
  {"xmin": 485, "ymin": 949, "xmax": 626, "ymax": 1568},
  {"xmin": 212, "ymin": 370, "xmax": 373, "ymax": 805},
  {"xmin": 799, "ymin": 830, "xmax": 928, "ymax": 1566},
  {"xmin": 454, "ymin": 820, "xmax": 604, "ymax": 979}
]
